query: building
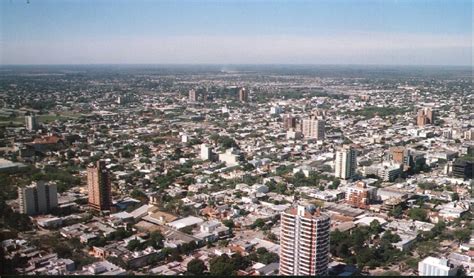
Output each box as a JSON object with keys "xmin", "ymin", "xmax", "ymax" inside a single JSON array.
[
  {"xmin": 25, "ymin": 114, "xmax": 38, "ymax": 131},
  {"xmin": 345, "ymin": 181, "xmax": 377, "ymax": 209},
  {"xmin": 188, "ymin": 89, "xmax": 198, "ymax": 102},
  {"xmin": 18, "ymin": 181, "xmax": 58, "ymax": 216},
  {"xmin": 200, "ymin": 144, "xmax": 213, "ymax": 161},
  {"xmin": 218, "ymin": 148, "xmax": 242, "ymax": 167},
  {"xmin": 334, "ymin": 145, "xmax": 357, "ymax": 180},
  {"xmin": 279, "ymin": 205, "xmax": 330, "ymax": 276},
  {"xmin": 418, "ymin": 257, "xmax": 458, "ymax": 276},
  {"xmin": 417, "ymin": 108, "xmax": 435, "ymax": 127},
  {"xmin": 390, "ymin": 147, "xmax": 405, "ymax": 164},
  {"xmin": 238, "ymin": 87, "xmax": 249, "ymax": 102},
  {"xmin": 301, "ymin": 117, "xmax": 325, "ymax": 140},
  {"xmin": 283, "ymin": 115, "xmax": 297, "ymax": 130},
  {"xmin": 452, "ymin": 159, "xmax": 473, "ymax": 180},
  {"xmin": 87, "ymin": 160, "xmax": 112, "ymax": 211},
  {"xmin": 363, "ymin": 163, "xmax": 402, "ymax": 182}
]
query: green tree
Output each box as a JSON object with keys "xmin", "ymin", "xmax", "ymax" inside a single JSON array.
[
  {"xmin": 408, "ymin": 208, "xmax": 428, "ymax": 221},
  {"xmin": 187, "ymin": 258, "xmax": 206, "ymax": 275}
]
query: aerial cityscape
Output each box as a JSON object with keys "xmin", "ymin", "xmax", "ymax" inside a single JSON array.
[{"xmin": 0, "ymin": 0, "xmax": 472, "ymax": 277}]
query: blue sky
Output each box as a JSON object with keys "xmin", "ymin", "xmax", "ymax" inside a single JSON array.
[{"xmin": 1, "ymin": 0, "xmax": 472, "ymax": 65}]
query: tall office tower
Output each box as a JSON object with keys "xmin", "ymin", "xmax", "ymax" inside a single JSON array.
[
  {"xmin": 87, "ymin": 160, "xmax": 112, "ymax": 211},
  {"xmin": 25, "ymin": 114, "xmax": 38, "ymax": 131},
  {"xmin": 283, "ymin": 115, "xmax": 297, "ymax": 130},
  {"xmin": 18, "ymin": 181, "xmax": 58, "ymax": 216},
  {"xmin": 238, "ymin": 87, "xmax": 249, "ymax": 102},
  {"xmin": 416, "ymin": 107, "xmax": 435, "ymax": 127},
  {"xmin": 189, "ymin": 89, "xmax": 198, "ymax": 102},
  {"xmin": 301, "ymin": 118, "xmax": 325, "ymax": 140},
  {"xmin": 279, "ymin": 205, "xmax": 331, "ymax": 276},
  {"xmin": 334, "ymin": 145, "xmax": 357, "ymax": 180}
]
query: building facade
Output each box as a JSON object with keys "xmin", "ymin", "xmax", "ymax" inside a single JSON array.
[
  {"xmin": 87, "ymin": 160, "xmax": 112, "ymax": 211},
  {"xmin": 189, "ymin": 89, "xmax": 198, "ymax": 102},
  {"xmin": 279, "ymin": 205, "xmax": 330, "ymax": 276},
  {"xmin": 238, "ymin": 87, "xmax": 248, "ymax": 102},
  {"xmin": 334, "ymin": 145, "xmax": 357, "ymax": 180},
  {"xmin": 417, "ymin": 108, "xmax": 435, "ymax": 127},
  {"xmin": 418, "ymin": 257, "xmax": 457, "ymax": 276},
  {"xmin": 18, "ymin": 181, "xmax": 58, "ymax": 215},
  {"xmin": 25, "ymin": 114, "xmax": 38, "ymax": 131},
  {"xmin": 301, "ymin": 118, "xmax": 325, "ymax": 140}
]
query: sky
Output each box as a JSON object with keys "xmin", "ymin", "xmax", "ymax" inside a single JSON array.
[{"xmin": 0, "ymin": 0, "xmax": 472, "ymax": 65}]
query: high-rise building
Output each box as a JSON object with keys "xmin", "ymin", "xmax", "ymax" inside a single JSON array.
[
  {"xmin": 417, "ymin": 108, "xmax": 435, "ymax": 127},
  {"xmin": 200, "ymin": 144, "xmax": 213, "ymax": 161},
  {"xmin": 279, "ymin": 205, "xmax": 331, "ymax": 276},
  {"xmin": 189, "ymin": 89, "xmax": 198, "ymax": 102},
  {"xmin": 238, "ymin": 87, "xmax": 248, "ymax": 102},
  {"xmin": 283, "ymin": 115, "xmax": 297, "ymax": 130},
  {"xmin": 87, "ymin": 160, "xmax": 112, "ymax": 211},
  {"xmin": 18, "ymin": 181, "xmax": 58, "ymax": 216},
  {"xmin": 334, "ymin": 145, "xmax": 357, "ymax": 180},
  {"xmin": 301, "ymin": 118, "xmax": 325, "ymax": 140},
  {"xmin": 25, "ymin": 114, "xmax": 38, "ymax": 131},
  {"xmin": 452, "ymin": 159, "xmax": 473, "ymax": 180},
  {"xmin": 418, "ymin": 257, "xmax": 457, "ymax": 276}
]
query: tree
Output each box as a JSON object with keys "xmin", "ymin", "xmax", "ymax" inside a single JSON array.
[
  {"xmin": 408, "ymin": 208, "xmax": 428, "ymax": 221},
  {"xmin": 222, "ymin": 219, "xmax": 235, "ymax": 229},
  {"xmin": 127, "ymin": 239, "xmax": 143, "ymax": 251},
  {"xmin": 253, "ymin": 218, "xmax": 266, "ymax": 229},
  {"xmin": 381, "ymin": 231, "xmax": 401, "ymax": 243},
  {"xmin": 369, "ymin": 220, "xmax": 383, "ymax": 235},
  {"xmin": 389, "ymin": 205, "xmax": 404, "ymax": 218},
  {"xmin": 209, "ymin": 254, "xmax": 235, "ymax": 276},
  {"xmin": 453, "ymin": 228, "xmax": 470, "ymax": 243},
  {"xmin": 187, "ymin": 258, "xmax": 206, "ymax": 275},
  {"xmin": 451, "ymin": 192, "xmax": 459, "ymax": 201}
]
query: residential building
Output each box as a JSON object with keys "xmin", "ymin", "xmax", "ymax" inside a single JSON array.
[
  {"xmin": 25, "ymin": 114, "xmax": 38, "ymax": 131},
  {"xmin": 87, "ymin": 160, "xmax": 112, "ymax": 211},
  {"xmin": 345, "ymin": 181, "xmax": 377, "ymax": 209},
  {"xmin": 189, "ymin": 89, "xmax": 197, "ymax": 102},
  {"xmin": 279, "ymin": 205, "xmax": 330, "ymax": 276},
  {"xmin": 417, "ymin": 107, "xmax": 435, "ymax": 127},
  {"xmin": 200, "ymin": 144, "xmax": 213, "ymax": 161},
  {"xmin": 335, "ymin": 145, "xmax": 357, "ymax": 180},
  {"xmin": 418, "ymin": 256, "xmax": 457, "ymax": 276},
  {"xmin": 238, "ymin": 87, "xmax": 248, "ymax": 102},
  {"xmin": 283, "ymin": 115, "xmax": 297, "ymax": 130},
  {"xmin": 18, "ymin": 181, "xmax": 58, "ymax": 216},
  {"xmin": 301, "ymin": 117, "xmax": 325, "ymax": 140}
]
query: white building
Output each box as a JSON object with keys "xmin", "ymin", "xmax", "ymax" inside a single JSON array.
[
  {"xmin": 200, "ymin": 144, "xmax": 213, "ymax": 161},
  {"xmin": 418, "ymin": 257, "xmax": 458, "ymax": 276},
  {"xmin": 18, "ymin": 181, "xmax": 58, "ymax": 216},
  {"xmin": 301, "ymin": 118, "xmax": 325, "ymax": 140},
  {"xmin": 218, "ymin": 148, "xmax": 241, "ymax": 166},
  {"xmin": 25, "ymin": 114, "xmax": 38, "ymax": 131},
  {"xmin": 335, "ymin": 145, "xmax": 357, "ymax": 180},
  {"xmin": 279, "ymin": 205, "xmax": 330, "ymax": 276}
]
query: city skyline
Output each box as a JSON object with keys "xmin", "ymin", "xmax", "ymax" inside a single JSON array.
[{"xmin": 1, "ymin": 0, "xmax": 472, "ymax": 65}]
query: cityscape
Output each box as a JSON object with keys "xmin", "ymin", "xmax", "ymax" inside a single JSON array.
[{"xmin": 0, "ymin": 0, "xmax": 473, "ymax": 277}]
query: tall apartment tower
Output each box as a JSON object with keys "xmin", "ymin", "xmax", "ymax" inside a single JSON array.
[
  {"xmin": 18, "ymin": 181, "xmax": 58, "ymax": 215},
  {"xmin": 87, "ymin": 160, "xmax": 112, "ymax": 211},
  {"xmin": 279, "ymin": 205, "xmax": 331, "ymax": 276},
  {"xmin": 25, "ymin": 114, "xmax": 38, "ymax": 131},
  {"xmin": 335, "ymin": 145, "xmax": 357, "ymax": 180},
  {"xmin": 200, "ymin": 144, "xmax": 213, "ymax": 161},
  {"xmin": 301, "ymin": 117, "xmax": 325, "ymax": 140},
  {"xmin": 189, "ymin": 89, "xmax": 198, "ymax": 102},
  {"xmin": 238, "ymin": 87, "xmax": 249, "ymax": 102},
  {"xmin": 417, "ymin": 108, "xmax": 435, "ymax": 127},
  {"xmin": 283, "ymin": 115, "xmax": 297, "ymax": 130}
]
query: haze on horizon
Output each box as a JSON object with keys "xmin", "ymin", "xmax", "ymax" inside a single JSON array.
[{"xmin": 0, "ymin": 0, "xmax": 472, "ymax": 66}]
